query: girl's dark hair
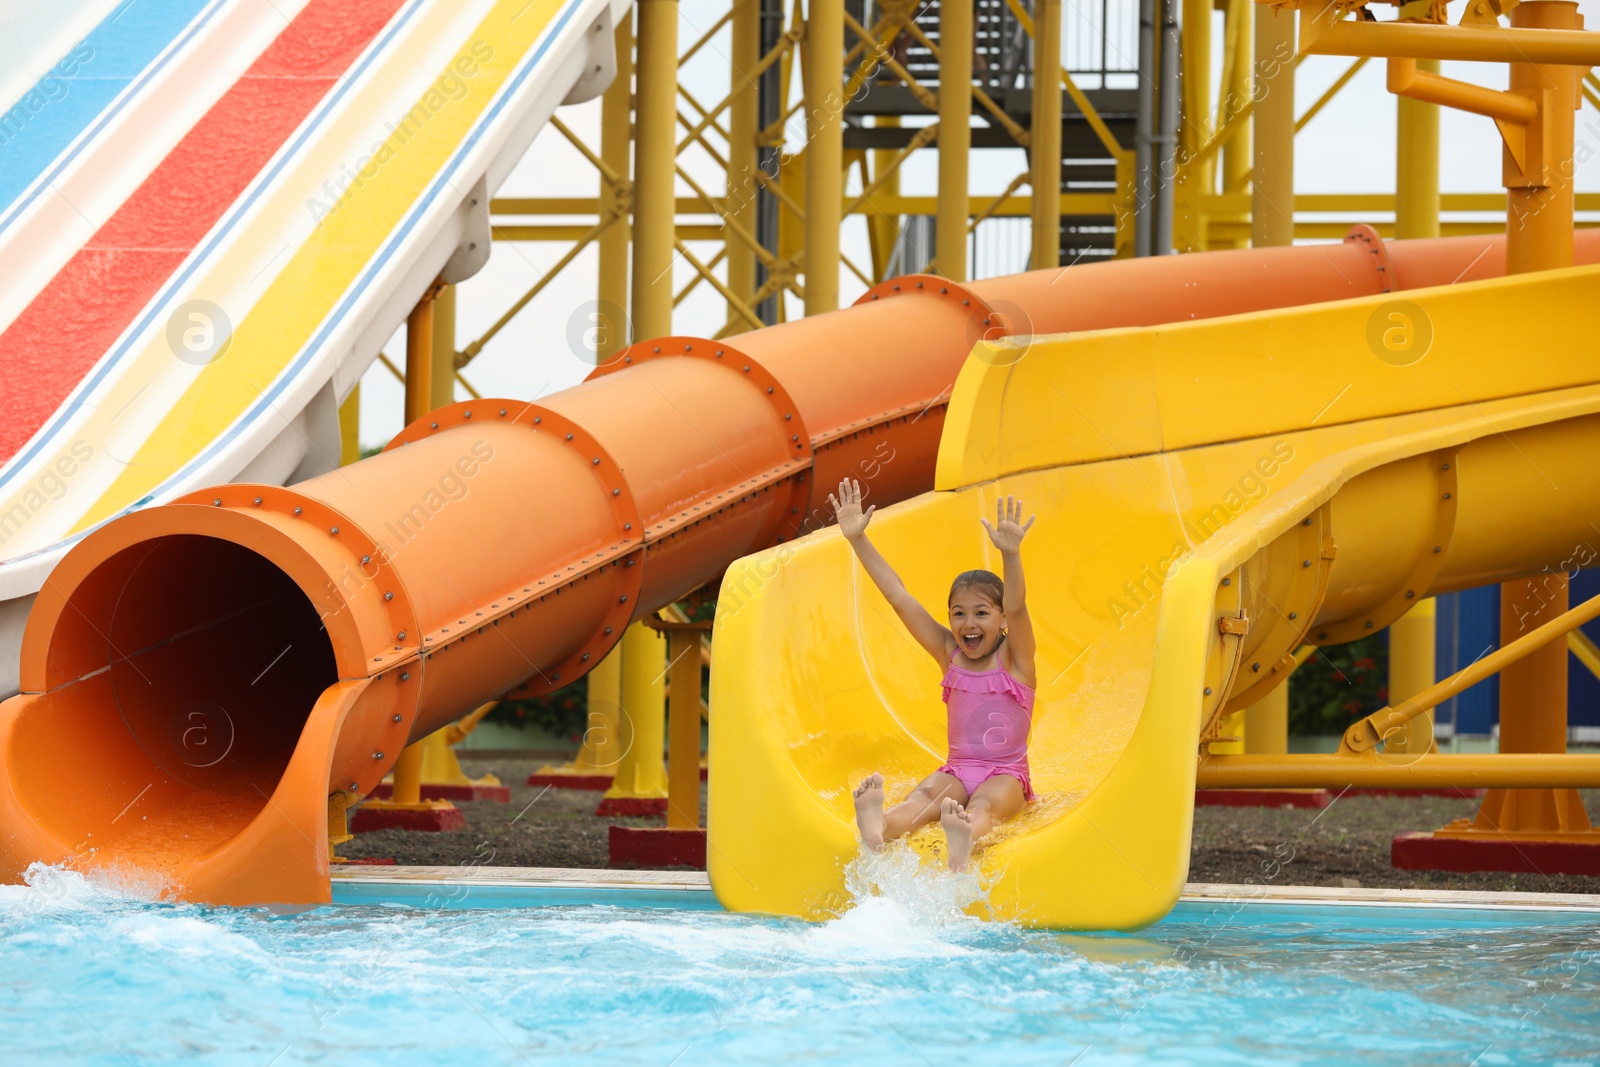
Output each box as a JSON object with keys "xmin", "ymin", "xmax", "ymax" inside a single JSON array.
[{"xmin": 949, "ymin": 569, "xmax": 1004, "ymax": 608}]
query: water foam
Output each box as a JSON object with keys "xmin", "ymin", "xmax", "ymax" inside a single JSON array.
[
  {"xmin": 807, "ymin": 843, "xmax": 998, "ymax": 957},
  {"xmin": 0, "ymin": 862, "xmax": 149, "ymax": 916}
]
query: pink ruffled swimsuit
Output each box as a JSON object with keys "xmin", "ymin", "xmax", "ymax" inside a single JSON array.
[{"xmin": 937, "ymin": 652, "xmax": 1036, "ymax": 801}]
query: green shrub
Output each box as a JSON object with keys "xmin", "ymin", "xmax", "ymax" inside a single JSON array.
[
  {"xmin": 489, "ymin": 676, "xmax": 589, "ymax": 740},
  {"xmin": 1288, "ymin": 633, "xmax": 1389, "ymax": 735}
]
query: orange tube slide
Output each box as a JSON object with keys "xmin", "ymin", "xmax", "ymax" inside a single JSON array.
[{"xmin": 1, "ymin": 229, "xmax": 1594, "ymax": 904}]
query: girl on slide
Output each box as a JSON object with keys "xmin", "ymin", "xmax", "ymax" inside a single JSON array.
[{"xmin": 830, "ymin": 477, "xmax": 1038, "ymax": 872}]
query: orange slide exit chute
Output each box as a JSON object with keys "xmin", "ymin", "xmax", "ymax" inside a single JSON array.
[{"xmin": 0, "ymin": 230, "xmax": 1593, "ymax": 904}]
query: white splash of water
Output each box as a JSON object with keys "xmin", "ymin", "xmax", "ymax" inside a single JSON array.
[
  {"xmin": 806, "ymin": 844, "xmax": 998, "ymax": 957},
  {"xmin": 0, "ymin": 862, "xmax": 169, "ymax": 917}
]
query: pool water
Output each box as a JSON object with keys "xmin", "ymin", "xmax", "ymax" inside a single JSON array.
[{"xmin": 3, "ymin": 854, "xmax": 1598, "ymax": 1066}]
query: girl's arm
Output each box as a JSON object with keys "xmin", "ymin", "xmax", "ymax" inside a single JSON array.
[
  {"xmin": 831, "ymin": 478, "xmax": 955, "ymax": 666},
  {"xmin": 982, "ymin": 494, "xmax": 1037, "ymax": 688}
]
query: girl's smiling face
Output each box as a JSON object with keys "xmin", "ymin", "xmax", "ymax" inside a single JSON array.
[{"xmin": 948, "ymin": 587, "xmax": 1006, "ymax": 661}]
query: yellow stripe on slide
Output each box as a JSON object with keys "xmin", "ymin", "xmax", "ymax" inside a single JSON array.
[{"xmin": 73, "ymin": 0, "xmax": 566, "ymax": 531}]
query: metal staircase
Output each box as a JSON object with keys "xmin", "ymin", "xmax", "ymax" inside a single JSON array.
[{"xmin": 843, "ymin": 0, "xmax": 1135, "ymax": 267}]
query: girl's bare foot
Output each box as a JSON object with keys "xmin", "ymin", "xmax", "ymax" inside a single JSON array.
[
  {"xmin": 941, "ymin": 797, "xmax": 975, "ymax": 872},
  {"xmin": 853, "ymin": 772, "xmax": 886, "ymax": 851}
]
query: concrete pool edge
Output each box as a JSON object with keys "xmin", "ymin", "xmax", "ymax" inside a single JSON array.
[
  {"xmin": 331, "ymin": 865, "xmax": 714, "ymax": 893},
  {"xmin": 330, "ymin": 865, "xmax": 1600, "ymax": 915}
]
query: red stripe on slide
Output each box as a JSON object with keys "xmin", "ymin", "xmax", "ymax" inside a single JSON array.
[{"xmin": 0, "ymin": 0, "xmax": 406, "ymax": 467}]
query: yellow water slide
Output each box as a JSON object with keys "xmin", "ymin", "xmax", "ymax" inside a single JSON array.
[{"xmin": 707, "ymin": 261, "xmax": 1600, "ymax": 929}]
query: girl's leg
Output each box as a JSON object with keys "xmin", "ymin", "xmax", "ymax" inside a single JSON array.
[
  {"xmin": 854, "ymin": 771, "xmax": 966, "ymax": 851},
  {"xmin": 940, "ymin": 774, "xmax": 1025, "ymax": 872}
]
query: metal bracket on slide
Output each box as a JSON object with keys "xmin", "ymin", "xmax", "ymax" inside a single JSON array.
[
  {"xmin": 504, "ymin": 402, "xmax": 645, "ymax": 696},
  {"xmin": 589, "ymin": 336, "xmax": 817, "ymax": 545},
  {"xmin": 1222, "ymin": 503, "xmax": 1337, "ymax": 714},
  {"xmin": 853, "ymin": 274, "xmax": 1015, "ymax": 342},
  {"xmin": 560, "ymin": 6, "xmax": 617, "ymax": 106},
  {"xmin": 439, "ymin": 176, "xmax": 491, "ymax": 285},
  {"xmin": 1312, "ymin": 449, "xmax": 1457, "ymax": 646},
  {"xmin": 1343, "ymin": 224, "xmax": 1396, "ymax": 294},
  {"xmin": 383, "ymin": 398, "xmax": 645, "ymax": 698},
  {"xmin": 1198, "ymin": 568, "xmax": 1250, "ymax": 749}
]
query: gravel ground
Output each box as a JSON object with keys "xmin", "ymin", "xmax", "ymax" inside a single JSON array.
[
  {"xmin": 340, "ymin": 757, "xmax": 1600, "ymax": 894},
  {"xmin": 1189, "ymin": 789, "xmax": 1600, "ymax": 894},
  {"xmin": 339, "ymin": 757, "xmax": 705, "ymax": 871}
]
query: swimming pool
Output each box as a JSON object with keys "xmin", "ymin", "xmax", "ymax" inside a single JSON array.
[{"xmin": 3, "ymin": 858, "xmax": 1597, "ymax": 1066}]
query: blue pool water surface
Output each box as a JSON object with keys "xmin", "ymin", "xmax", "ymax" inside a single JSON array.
[{"xmin": 3, "ymin": 856, "xmax": 1598, "ymax": 1066}]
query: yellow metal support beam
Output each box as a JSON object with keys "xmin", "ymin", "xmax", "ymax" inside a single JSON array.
[
  {"xmin": 565, "ymin": 9, "xmax": 637, "ymax": 774},
  {"xmin": 866, "ymin": 116, "xmax": 902, "ymax": 281},
  {"xmin": 400, "ymin": 283, "xmax": 468, "ymax": 797},
  {"xmin": 337, "ymin": 384, "xmax": 360, "ymax": 466},
  {"xmin": 804, "ymin": 0, "xmax": 843, "ymax": 314},
  {"xmin": 463, "ymin": 212, "xmax": 621, "ymax": 363},
  {"xmin": 1231, "ymin": 644, "xmax": 1312, "ymax": 755},
  {"xmin": 847, "ymin": 125, "xmax": 939, "ymax": 219},
  {"xmin": 1386, "ymin": 597, "xmax": 1437, "ymax": 756},
  {"xmin": 1221, "ymin": 56, "xmax": 1370, "ymax": 227},
  {"xmin": 675, "ymin": 238, "xmax": 765, "ymax": 331},
  {"xmin": 576, "ymin": 649, "xmax": 624, "ymax": 775},
  {"xmin": 633, "ymin": 0, "xmax": 679, "ymax": 338},
  {"xmin": 596, "ymin": 10, "xmax": 632, "ymax": 361},
  {"xmin": 680, "ymin": 4, "xmax": 734, "ymax": 65},
  {"xmin": 1504, "ymin": 0, "xmax": 1582, "ymax": 275},
  {"xmin": 1198, "ymin": 753, "xmax": 1600, "ymax": 789},
  {"xmin": 1296, "ymin": 0, "xmax": 1600, "ymax": 65},
  {"xmin": 678, "ymin": 23, "xmax": 797, "ymax": 156},
  {"xmin": 481, "ymin": 187, "xmax": 1599, "ymax": 228},
  {"xmin": 373, "ymin": 282, "xmax": 463, "ymax": 823},
  {"xmin": 603, "ymin": 618, "xmax": 669, "ymax": 802},
  {"xmin": 1219, "ymin": 0, "xmax": 1253, "ymax": 213},
  {"xmin": 664, "ymin": 622, "xmax": 708, "ymax": 829},
  {"xmin": 1395, "ymin": 55, "xmax": 1446, "ymax": 239},
  {"xmin": 1343, "ymin": 587, "xmax": 1600, "ymax": 755},
  {"xmin": 1251, "ymin": 3, "xmax": 1295, "ymax": 247},
  {"xmin": 727, "ymin": 0, "xmax": 759, "ymax": 328},
  {"xmin": 1179, "ymin": 0, "xmax": 1216, "ymax": 250},
  {"xmin": 1197, "ymin": 191, "xmax": 1600, "ymax": 213},
  {"xmin": 1000, "ymin": 0, "xmax": 1122, "ymax": 159},
  {"xmin": 673, "ymin": 246, "xmax": 726, "ymax": 308},
  {"xmin": 493, "ymin": 223, "xmax": 719, "ymax": 242},
  {"xmin": 1499, "ymin": 576, "xmax": 1572, "ymax": 753},
  {"xmin": 1297, "ymin": 56, "xmax": 1367, "ymax": 134},
  {"xmin": 402, "ymin": 284, "xmax": 436, "ymax": 425},
  {"xmin": 1569, "ymin": 628, "xmax": 1600, "ymax": 680},
  {"xmin": 607, "ymin": 0, "xmax": 677, "ymax": 807},
  {"xmin": 841, "ymin": 11, "xmax": 939, "ymax": 115},
  {"xmin": 1204, "ymin": 220, "xmax": 1592, "ymax": 239},
  {"xmin": 936, "ymin": 0, "xmax": 971, "ymax": 281},
  {"xmin": 430, "ymin": 284, "xmax": 456, "ymax": 405},
  {"xmin": 1243, "ymin": 685, "xmax": 1288, "ymax": 755},
  {"xmin": 550, "ymin": 115, "xmax": 623, "ymax": 187},
  {"xmin": 493, "ymin": 196, "xmax": 723, "ymax": 215},
  {"xmin": 897, "ymin": 14, "xmax": 1030, "ymax": 147},
  {"xmin": 1029, "ymin": 0, "xmax": 1061, "ymax": 270}
]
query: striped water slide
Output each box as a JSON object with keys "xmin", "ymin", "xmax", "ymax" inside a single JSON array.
[{"xmin": 0, "ymin": 0, "xmax": 628, "ymax": 694}]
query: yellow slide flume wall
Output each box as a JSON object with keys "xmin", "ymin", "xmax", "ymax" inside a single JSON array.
[{"xmin": 707, "ymin": 263, "xmax": 1600, "ymax": 929}]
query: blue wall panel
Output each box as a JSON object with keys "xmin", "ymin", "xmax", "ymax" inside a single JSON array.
[
  {"xmin": 1431, "ymin": 572, "xmax": 1600, "ymax": 736},
  {"xmin": 1434, "ymin": 586, "xmax": 1500, "ymax": 736}
]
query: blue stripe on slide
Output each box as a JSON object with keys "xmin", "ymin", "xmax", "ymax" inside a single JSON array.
[{"xmin": 0, "ymin": 0, "xmax": 218, "ymax": 228}]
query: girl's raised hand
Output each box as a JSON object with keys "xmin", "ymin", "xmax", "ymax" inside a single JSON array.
[
  {"xmin": 829, "ymin": 478, "xmax": 874, "ymax": 539},
  {"xmin": 981, "ymin": 494, "xmax": 1036, "ymax": 553}
]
